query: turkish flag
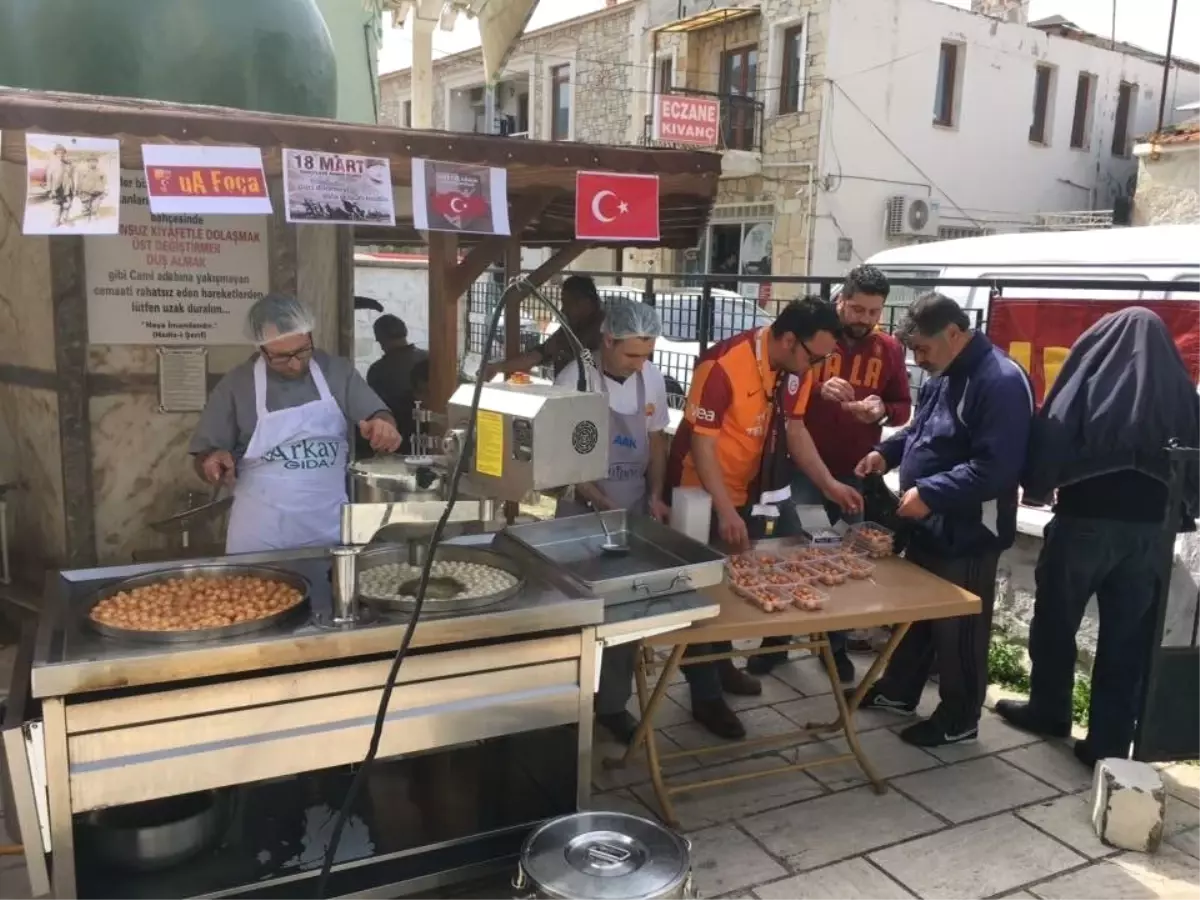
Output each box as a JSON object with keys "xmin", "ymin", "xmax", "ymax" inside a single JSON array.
[
  {"xmin": 575, "ymin": 171, "xmax": 660, "ymax": 242},
  {"xmin": 431, "ymin": 191, "xmax": 488, "ymax": 222}
]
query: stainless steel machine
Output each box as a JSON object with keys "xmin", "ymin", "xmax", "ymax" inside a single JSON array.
[{"xmin": 0, "ymin": 368, "xmax": 725, "ymax": 899}]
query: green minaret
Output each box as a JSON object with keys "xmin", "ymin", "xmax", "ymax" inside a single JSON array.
[{"xmin": 0, "ymin": 0, "xmax": 338, "ymax": 118}]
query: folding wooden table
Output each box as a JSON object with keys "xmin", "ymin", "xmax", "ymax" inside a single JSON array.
[{"xmin": 615, "ymin": 557, "xmax": 981, "ymax": 827}]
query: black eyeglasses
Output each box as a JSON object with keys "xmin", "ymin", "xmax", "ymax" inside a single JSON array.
[
  {"xmin": 262, "ymin": 339, "xmax": 314, "ymax": 365},
  {"xmin": 800, "ymin": 338, "xmax": 832, "ymax": 367}
]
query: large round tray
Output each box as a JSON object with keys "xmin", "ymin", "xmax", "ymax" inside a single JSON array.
[
  {"xmin": 85, "ymin": 564, "xmax": 312, "ymax": 644},
  {"xmin": 355, "ymin": 544, "xmax": 525, "ymax": 614}
]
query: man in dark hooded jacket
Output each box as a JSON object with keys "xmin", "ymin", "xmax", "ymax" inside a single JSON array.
[
  {"xmin": 854, "ymin": 293, "xmax": 1035, "ymax": 747},
  {"xmin": 997, "ymin": 307, "xmax": 1199, "ymax": 768}
]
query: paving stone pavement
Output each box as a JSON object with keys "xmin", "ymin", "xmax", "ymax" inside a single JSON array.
[{"xmin": 2, "ymin": 650, "xmax": 1198, "ymax": 899}]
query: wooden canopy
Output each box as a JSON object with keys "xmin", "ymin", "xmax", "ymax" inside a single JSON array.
[{"xmin": 0, "ymin": 88, "xmax": 722, "ymax": 248}]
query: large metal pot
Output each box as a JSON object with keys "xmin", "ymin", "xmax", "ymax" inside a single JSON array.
[
  {"xmin": 349, "ymin": 455, "xmax": 450, "ymax": 503},
  {"xmin": 515, "ymin": 812, "xmax": 694, "ymax": 899},
  {"xmin": 79, "ymin": 790, "xmax": 228, "ymax": 873}
]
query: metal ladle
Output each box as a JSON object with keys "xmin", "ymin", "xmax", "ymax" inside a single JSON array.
[{"xmin": 597, "ymin": 512, "xmax": 629, "ymax": 555}]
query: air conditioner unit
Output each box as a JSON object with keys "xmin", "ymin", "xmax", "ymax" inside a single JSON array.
[{"xmin": 886, "ymin": 195, "xmax": 941, "ymax": 238}]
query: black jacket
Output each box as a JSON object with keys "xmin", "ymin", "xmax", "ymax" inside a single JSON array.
[{"xmin": 1022, "ymin": 307, "xmax": 1199, "ymax": 522}]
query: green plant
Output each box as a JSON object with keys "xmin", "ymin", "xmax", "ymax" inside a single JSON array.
[
  {"xmin": 987, "ymin": 632, "xmax": 1030, "ymax": 693},
  {"xmin": 1071, "ymin": 673, "xmax": 1091, "ymax": 727}
]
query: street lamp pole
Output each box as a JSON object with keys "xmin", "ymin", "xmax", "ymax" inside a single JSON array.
[{"xmin": 1155, "ymin": 0, "xmax": 1179, "ymax": 136}]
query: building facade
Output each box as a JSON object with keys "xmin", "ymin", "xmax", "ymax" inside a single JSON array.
[
  {"xmin": 317, "ymin": 0, "xmax": 384, "ymax": 123},
  {"xmin": 379, "ymin": 0, "xmax": 1199, "ymax": 286},
  {"xmin": 1133, "ymin": 120, "xmax": 1200, "ymax": 225}
]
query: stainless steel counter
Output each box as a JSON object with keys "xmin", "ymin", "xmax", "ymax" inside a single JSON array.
[
  {"xmin": 6, "ymin": 530, "xmax": 721, "ymax": 899},
  {"xmin": 30, "ymin": 539, "xmax": 605, "ymax": 699}
]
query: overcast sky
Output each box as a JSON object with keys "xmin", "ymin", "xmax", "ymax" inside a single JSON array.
[{"xmin": 378, "ymin": 0, "xmax": 1198, "ymax": 75}]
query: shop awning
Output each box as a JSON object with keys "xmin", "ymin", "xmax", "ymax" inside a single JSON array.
[{"xmin": 651, "ymin": 5, "xmax": 759, "ymax": 34}]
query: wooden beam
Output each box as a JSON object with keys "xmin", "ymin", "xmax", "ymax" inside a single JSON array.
[
  {"xmin": 426, "ymin": 232, "xmax": 459, "ymax": 416},
  {"xmin": 443, "ymin": 191, "xmax": 561, "ymax": 299},
  {"xmin": 506, "ymin": 241, "xmax": 591, "ymax": 305}
]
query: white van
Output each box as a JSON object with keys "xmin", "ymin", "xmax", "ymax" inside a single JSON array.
[{"xmin": 864, "ymin": 224, "xmax": 1200, "ymax": 399}]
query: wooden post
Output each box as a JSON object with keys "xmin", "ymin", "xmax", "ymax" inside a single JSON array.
[
  {"xmin": 503, "ymin": 239, "xmax": 522, "ymax": 524},
  {"xmin": 426, "ymin": 232, "xmax": 459, "ymax": 416}
]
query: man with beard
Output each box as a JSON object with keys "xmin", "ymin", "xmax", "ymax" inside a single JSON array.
[
  {"xmin": 484, "ymin": 275, "xmax": 605, "ymax": 381},
  {"xmin": 750, "ymin": 266, "xmax": 912, "ymax": 683},
  {"xmin": 854, "ymin": 293, "xmax": 1033, "ymax": 747},
  {"xmin": 666, "ymin": 297, "xmax": 863, "ymax": 738}
]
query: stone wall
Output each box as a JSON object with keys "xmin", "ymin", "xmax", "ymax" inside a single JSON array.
[
  {"xmin": 379, "ymin": 4, "xmax": 635, "ymax": 146},
  {"xmin": 1133, "ymin": 144, "xmax": 1200, "ymax": 226}
]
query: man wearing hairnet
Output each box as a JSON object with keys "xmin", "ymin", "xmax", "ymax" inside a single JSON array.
[
  {"xmin": 189, "ymin": 293, "xmax": 402, "ymax": 554},
  {"xmin": 553, "ymin": 301, "xmax": 671, "ymax": 743}
]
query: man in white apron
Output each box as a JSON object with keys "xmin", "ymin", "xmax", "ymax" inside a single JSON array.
[
  {"xmin": 553, "ymin": 303, "xmax": 671, "ymax": 743},
  {"xmin": 189, "ymin": 294, "xmax": 402, "ymax": 554}
]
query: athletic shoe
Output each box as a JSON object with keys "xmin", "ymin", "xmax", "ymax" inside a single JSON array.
[
  {"xmin": 994, "ymin": 699, "xmax": 1071, "ymax": 739},
  {"xmin": 899, "ymin": 716, "xmax": 979, "ymax": 747},
  {"xmin": 851, "ymin": 685, "xmax": 917, "ymax": 716}
]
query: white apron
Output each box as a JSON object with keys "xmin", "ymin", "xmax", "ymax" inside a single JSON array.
[
  {"xmin": 224, "ymin": 356, "xmax": 349, "ymax": 554},
  {"xmin": 555, "ymin": 369, "xmax": 650, "ymax": 517}
]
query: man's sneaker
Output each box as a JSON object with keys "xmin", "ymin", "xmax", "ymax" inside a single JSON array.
[
  {"xmin": 833, "ymin": 649, "xmax": 856, "ymax": 685},
  {"xmin": 851, "ymin": 685, "xmax": 917, "ymax": 716},
  {"xmin": 692, "ymin": 698, "xmax": 746, "ymax": 740},
  {"xmin": 898, "ymin": 716, "xmax": 978, "ymax": 748}
]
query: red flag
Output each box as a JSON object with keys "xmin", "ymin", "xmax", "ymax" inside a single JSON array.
[{"xmin": 575, "ymin": 171, "xmax": 660, "ymax": 242}]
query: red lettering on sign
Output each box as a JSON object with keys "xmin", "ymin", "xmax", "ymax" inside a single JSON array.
[{"xmin": 653, "ymin": 95, "xmax": 721, "ymax": 147}]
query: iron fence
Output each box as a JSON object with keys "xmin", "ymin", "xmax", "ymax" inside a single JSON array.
[{"xmin": 463, "ymin": 272, "xmax": 1197, "ymax": 406}]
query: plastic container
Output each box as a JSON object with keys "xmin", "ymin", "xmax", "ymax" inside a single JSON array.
[
  {"xmin": 797, "ymin": 557, "xmax": 852, "ymax": 586},
  {"xmin": 731, "ymin": 582, "xmax": 796, "ymax": 612},
  {"xmin": 778, "ymin": 582, "xmax": 829, "ymax": 611},
  {"xmin": 832, "ymin": 553, "xmax": 877, "ymax": 580},
  {"xmin": 728, "ymin": 564, "xmax": 807, "ymax": 589},
  {"xmin": 726, "ymin": 548, "xmax": 787, "ymax": 575},
  {"xmin": 782, "ymin": 544, "xmax": 843, "ymax": 563},
  {"xmin": 845, "ymin": 522, "xmax": 896, "ymax": 558}
]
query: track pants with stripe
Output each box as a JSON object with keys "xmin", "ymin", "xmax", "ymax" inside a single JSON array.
[{"xmin": 873, "ymin": 543, "xmax": 1000, "ymax": 729}]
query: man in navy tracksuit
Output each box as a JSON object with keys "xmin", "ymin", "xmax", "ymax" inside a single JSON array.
[{"xmin": 855, "ymin": 293, "xmax": 1034, "ymax": 747}]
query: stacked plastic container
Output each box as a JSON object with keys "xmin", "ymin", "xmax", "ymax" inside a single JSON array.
[{"xmin": 725, "ymin": 523, "xmax": 896, "ymax": 613}]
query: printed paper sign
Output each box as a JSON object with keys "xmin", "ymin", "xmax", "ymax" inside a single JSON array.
[
  {"xmin": 23, "ymin": 133, "xmax": 121, "ymax": 235},
  {"xmin": 282, "ymin": 148, "xmax": 395, "ymax": 225},
  {"xmin": 575, "ymin": 171, "xmax": 660, "ymax": 242},
  {"xmin": 84, "ymin": 170, "xmax": 268, "ymax": 345},
  {"xmin": 652, "ymin": 94, "xmax": 720, "ymax": 147},
  {"xmin": 142, "ymin": 144, "xmax": 271, "ymax": 215},
  {"xmin": 411, "ymin": 158, "xmax": 510, "ymax": 235}
]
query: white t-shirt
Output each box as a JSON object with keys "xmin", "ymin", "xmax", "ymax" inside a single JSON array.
[{"xmin": 554, "ymin": 360, "xmax": 671, "ymax": 433}]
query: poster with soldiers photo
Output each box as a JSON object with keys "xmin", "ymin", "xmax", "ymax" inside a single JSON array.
[
  {"xmin": 410, "ymin": 158, "xmax": 511, "ymax": 236},
  {"xmin": 281, "ymin": 148, "xmax": 396, "ymax": 225},
  {"xmin": 23, "ymin": 133, "xmax": 121, "ymax": 235}
]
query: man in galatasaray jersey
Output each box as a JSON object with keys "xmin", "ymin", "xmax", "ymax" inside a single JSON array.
[
  {"xmin": 666, "ymin": 297, "xmax": 863, "ymax": 738},
  {"xmin": 752, "ymin": 266, "xmax": 912, "ymax": 684}
]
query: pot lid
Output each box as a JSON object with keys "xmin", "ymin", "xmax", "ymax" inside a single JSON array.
[{"xmin": 521, "ymin": 812, "xmax": 690, "ymax": 900}]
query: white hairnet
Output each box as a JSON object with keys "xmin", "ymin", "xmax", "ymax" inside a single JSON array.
[
  {"xmin": 245, "ymin": 293, "xmax": 316, "ymax": 344},
  {"xmin": 602, "ymin": 301, "xmax": 661, "ymax": 340}
]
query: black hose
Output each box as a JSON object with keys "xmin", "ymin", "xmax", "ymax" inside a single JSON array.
[{"xmin": 314, "ymin": 278, "xmax": 517, "ymax": 898}]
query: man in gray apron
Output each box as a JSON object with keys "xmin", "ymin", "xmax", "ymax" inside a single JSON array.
[{"xmin": 554, "ymin": 302, "xmax": 671, "ymax": 743}]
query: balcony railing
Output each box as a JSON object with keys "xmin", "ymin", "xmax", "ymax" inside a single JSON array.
[{"xmin": 642, "ymin": 88, "xmax": 764, "ymax": 154}]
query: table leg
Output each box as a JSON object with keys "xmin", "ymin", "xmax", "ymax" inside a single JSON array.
[
  {"xmin": 807, "ymin": 621, "xmax": 914, "ymax": 732},
  {"xmin": 622, "ymin": 643, "xmax": 685, "ymax": 760},
  {"xmin": 628, "ymin": 644, "xmax": 685, "ymax": 828},
  {"xmin": 817, "ymin": 633, "xmax": 886, "ymax": 794}
]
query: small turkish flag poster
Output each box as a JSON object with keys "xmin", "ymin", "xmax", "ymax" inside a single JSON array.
[
  {"xmin": 411, "ymin": 157, "xmax": 511, "ymax": 235},
  {"xmin": 575, "ymin": 171, "xmax": 660, "ymax": 242}
]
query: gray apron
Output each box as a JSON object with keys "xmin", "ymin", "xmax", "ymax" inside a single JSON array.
[{"xmin": 555, "ymin": 368, "xmax": 649, "ymax": 517}]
